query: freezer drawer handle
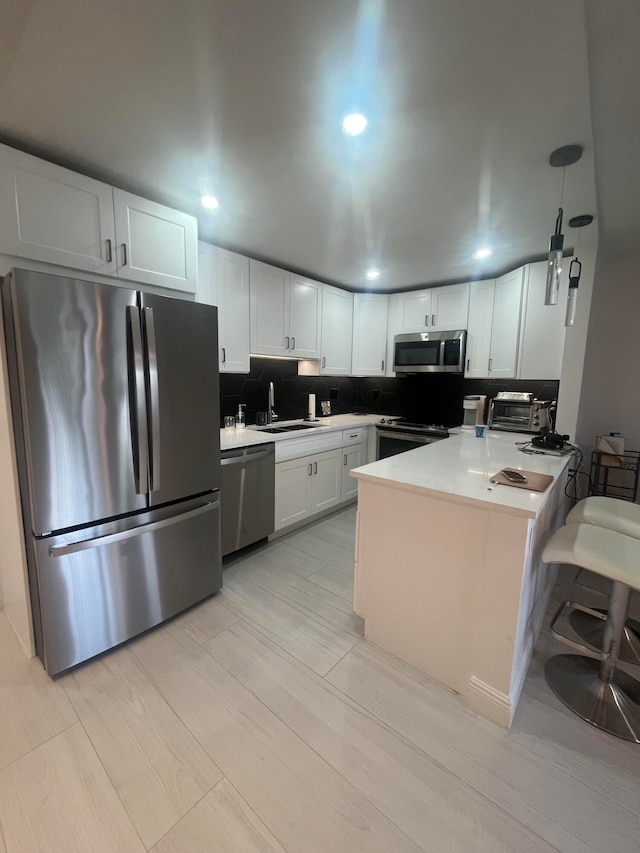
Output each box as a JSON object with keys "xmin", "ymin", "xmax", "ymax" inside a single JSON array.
[
  {"xmin": 144, "ymin": 306, "xmax": 161, "ymax": 492},
  {"xmin": 49, "ymin": 499, "xmax": 219, "ymax": 558},
  {"xmin": 127, "ymin": 306, "xmax": 149, "ymax": 494}
]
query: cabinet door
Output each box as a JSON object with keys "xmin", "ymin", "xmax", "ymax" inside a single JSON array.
[
  {"xmin": 465, "ymin": 279, "xmax": 495, "ymax": 378},
  {"xmin": 249, "ymin": 260, "xmax": 290, "ymax": 356},
  {"xmin": 217, "ymin": 248, "xmax": 250, "ymax": 373},
  {"xmin": 274, "ymin": 457, "xmax": 311, "ymax": 530},
  {"xmin": 518, "ymin": 261, "xmax": 567, "ymax": 380},
  {"xmin": 310, "ymin": 450, "xmax": 341, "ymax": 513},
  {"xmin": 430, "ymin": 282, "xmax": 470, "ymax": 330},
  {"xmin": 321, "ymin": 284, "xmax": 353, "ymax": 375},
  {"xmin": 400, "ymin": 290, "xmax": 431, "ymax": 330},
  {"xmin": 341, "ymin": 445, "xmax": 362, "ymax": 501},
  {"xmin": 113, "ymin": 189, "xmax": 197, "ymax": 292},
  {"xmin": 488, "ymin": 268, "xmax": 524, "ymax": 378},
  {"xmin": 0, "ymin": 144, "xmax": 117, "ymax": 275},
  {"xmin": 352, "ymin": 293, "xmax": 388, "ymax": 376},
  {"xmin": 289, "ymin": 275, "xmax": 322, "ymax": 358},
  {"xmin": 197, "ymin": 241, "xmax": 218, "ymax": 306}
]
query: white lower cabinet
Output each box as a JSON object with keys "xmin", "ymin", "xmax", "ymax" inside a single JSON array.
[
  {"xmin": 275, "ymin": 449, "xmax": 341, "ymax": 531},
  {"xmin": 341, "ymin": 445, "xmax": 362, "ymax": 501}
]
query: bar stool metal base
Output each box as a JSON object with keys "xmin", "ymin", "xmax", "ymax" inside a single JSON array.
[
  {"xmin": 569, "ymin": 608, "xmax": 640, "ymax": 665},
  {"xmin": 545, "ymin": 654, "xmax": 640, "ymax": 743}
]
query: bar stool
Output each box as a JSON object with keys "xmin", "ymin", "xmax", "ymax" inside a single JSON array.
[
  {"xmin": 566, "ymin": 497, "xmax": 640, "ymax": 664},
  {"xmin": 542, "ymin": 522, "xmax": 640, "ymax": 742}
]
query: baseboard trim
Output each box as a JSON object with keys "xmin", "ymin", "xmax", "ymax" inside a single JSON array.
[{"xmin": 468, "ymin": 676, "xmax": 513, "ymax": 728}]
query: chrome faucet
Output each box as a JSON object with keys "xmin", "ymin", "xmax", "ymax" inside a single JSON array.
[{"xmin": 269, "ymin": 381, "xmax": 278, "ymax": 422}]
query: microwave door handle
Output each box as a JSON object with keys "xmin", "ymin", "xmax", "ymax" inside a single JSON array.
[
  {"xmin": 143, "ymin": 306, "xmax": 161, "ymax": 492},
  {"xmin": 126, "ymin": 306, "xmax": 149, "ymax": 494}
]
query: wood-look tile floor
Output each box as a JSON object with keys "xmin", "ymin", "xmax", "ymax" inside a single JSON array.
[{"xmin": 1, "ymin": 505, "xmax": 640, "ymax": 852}]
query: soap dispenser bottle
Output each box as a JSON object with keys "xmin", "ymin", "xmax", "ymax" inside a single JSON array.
[{"xmin": 236, "ymin": 403, "xmax": 246, "ymax": 429}]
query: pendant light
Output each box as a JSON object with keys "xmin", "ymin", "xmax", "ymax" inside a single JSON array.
[
  {"xmin": 545, "ymin": 145, "xmax": 583, "ymax": 305},
  {"xmin": 565, "ymin": 214, "xmax": 593, "ymax": 326}
]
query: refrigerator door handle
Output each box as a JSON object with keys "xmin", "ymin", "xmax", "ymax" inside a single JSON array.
[
  {"xmin": 49, "ymin": 497, "xmax": 220, "ymax": 557},
  {"xmin": 127, "ymin": 306, "xmax": 149, "ymax": 494},
  {"xmin": 144, "ymin": 306, "xmax": 161, "ymax": 492}
]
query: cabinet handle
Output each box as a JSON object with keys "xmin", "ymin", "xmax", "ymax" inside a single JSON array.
[
  {"xmin": 381, "ymin": 359, "xmax": 384, "ymax": 371},
  {"xmin": 344, "ymin": 454, "xmax": 347, "ymax": 465},
  {"xmin": 488, "ymin": 358, "xmax": 493, "ymax": 371},
  {"xmin": 349, "ymin": 433, "xmax": 357, "ymax": 438},
  {"xmin": 291, "ymin": 336, "xmax": 296, "ymax": 350},
  {"xmin": 313, "ymin": 462, "xmax": 318, "ymax": 474},
  {"xmin": 221, "ymin": 347, "xmax": 226, "ymax": 363},
  {"xmin": 322, "ymin": 356, "xmax": 326, "ymax": 368},
  {"xmin": 285, "ymin": 336, "xmax": 290, "ymax": 349},
  {"xmin": 466, "ymin": 358, "xmax": 470, "ymax": 371},
  {"xmin": 121, "ymin": 243, "xmax": 128, "ymax": 266},
  {"xmin": 425, "ymin": 314, "xmax": 429, "ymax": 327},
  {"xmin": 106, "ymin": 238, "xmax": 113, "ymax": 263},
  {"xmin": 432, "ymin": 314, "xmax": 436, "ymax": 326},
  {"xmin": 308, "ymin": 463, "xmax": 313, "ymax": 476}
]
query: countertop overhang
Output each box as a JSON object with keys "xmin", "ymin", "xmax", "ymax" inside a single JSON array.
[{"xmin": 351, "ymin": 429, "xmax": 575, "ymax": 520}]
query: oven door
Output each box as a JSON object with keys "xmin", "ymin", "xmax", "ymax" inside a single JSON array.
[
  {"xmin": 376, "ymin": 429, "xmax": 444, "ymax": 460},
  {"xmin": 489, "ymin": 401, "xmax": 533, "ymax": 431}
]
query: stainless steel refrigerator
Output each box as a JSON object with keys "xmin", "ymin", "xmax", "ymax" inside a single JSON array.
[{"xmin": 2, "ymin": 268, "xmax": 222, "ymax": 675}]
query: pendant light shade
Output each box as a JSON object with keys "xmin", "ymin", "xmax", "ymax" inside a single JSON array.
[
  {"xmin": 545, "ymin": 207, "xmax": 564, "ymax": 305},
  {"xmin": 565, "ymin": 257, "xmax": 581, "ymax": 326},
  {"xmin": 544, "ymin": 145, "xmax": 583, "ymax": 307}
]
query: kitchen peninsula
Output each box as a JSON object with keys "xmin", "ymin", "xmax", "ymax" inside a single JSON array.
[{"xmin": 351, "ymin": 430, "xmax": 573, "ymax": 728}]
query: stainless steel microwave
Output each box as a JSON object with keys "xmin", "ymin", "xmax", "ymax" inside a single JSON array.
[{"xmin": 392, "ymin": 330, "xmax": 467, "ymax": 374}]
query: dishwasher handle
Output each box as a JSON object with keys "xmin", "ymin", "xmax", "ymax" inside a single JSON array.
[{"xmin": 220, "ymin": 446, "xmax": 275, "ymax": 466}]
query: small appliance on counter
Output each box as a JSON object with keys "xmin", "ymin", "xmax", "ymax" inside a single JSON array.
[
  {"xmin": 462, "ymin": 395, "xmax": 486, "ymax": 430},
  {"xmin": 488, "ymin": 392, "xmax": 551, "ymax": 434}
]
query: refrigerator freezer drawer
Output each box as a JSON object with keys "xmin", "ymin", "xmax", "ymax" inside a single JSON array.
[{"xmin": 34, "ymin": 495, "xmax": 222, "ymax": 675}]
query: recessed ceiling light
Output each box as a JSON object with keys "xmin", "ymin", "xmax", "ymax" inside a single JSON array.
[
  {"xmin": 342, "ymin": 114, "xmax": 368, "ymax": 136},
  {"xmin": 365, "ymin": 268, "xmax": 380, "ymax": 281},
  {"xmin": 474, "ymin": 247, "xmax": 492, "ymax": 260},
  {"xmin": 201, "ymin": 195, "xmax": 219, "ymax": 210}
]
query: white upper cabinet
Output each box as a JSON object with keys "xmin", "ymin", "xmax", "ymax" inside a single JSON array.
[
  {"xmin": 390, "ymin": 289, "xmax": 432, "ymax": 332},
  {"xmin": 112, "ymin": 189, "xmax": 197, "ymax": 292},
  {"xmin": 289, "ymin": 274, "xmax": 322, "ymax": 358},
  {"xmin": 429, "ymin": 282, "xmax": 470, "ymax": 330},
  {"xmin": 197, "ymin": 242, "xmax": 250, "ymax": 373},
  {"xmin": 0, "ymin": 144, "xmax": 198, "ymax": 293},
  {"xmin": 249, "ymin": 260, "xmax": 321, "ymax": 358},
  {"xmin": 465, "ymin": 279, "xmax": 495, "ymax": 378},
  {"xmin": 0, "ymin": 143, "xmax": 117, "ymax": 275},
  {"xmin": 488, "ymin": 268, "xmax": 525, "ymax": 378},
  {"xmin": 352, "ymin": 292, "xmax": 388, "ymax": 376},
  {"xmin": 320, "ymin": 284, "xmax": 353, "ymax": 375},
  {"xmin": 517, "ymin": 261, "xmax": 567, "ymax": 380}
]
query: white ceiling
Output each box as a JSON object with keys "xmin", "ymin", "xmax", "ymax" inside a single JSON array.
[{"xmin": 0, "ymin": 0, "xmax": 637, "ymax": 291}]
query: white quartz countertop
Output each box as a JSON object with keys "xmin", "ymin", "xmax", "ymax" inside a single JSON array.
[
  {"xmin": 219, "ymin": 413, "xmax": 383, "ymax": 451},
  {"xmin": 351, "ymin": 428, "xmax": 575, "ymax": 519}
]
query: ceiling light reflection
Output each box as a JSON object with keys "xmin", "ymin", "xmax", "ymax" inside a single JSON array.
[{"xmin": 342, "ymin": 113, "xmax": 368, "ymax": 136}]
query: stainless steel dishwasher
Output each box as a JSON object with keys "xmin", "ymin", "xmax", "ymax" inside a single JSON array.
[{"xmin": 220, "ymin": 443, "xmax": 275, "ymax": 556}]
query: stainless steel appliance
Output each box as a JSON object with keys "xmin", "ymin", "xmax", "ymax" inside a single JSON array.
[
  {"xmin": 488, "ymin": 391, "xmax": 551, "ymax": 434},
  {"xmin": 2, "ymin": 268, "xmax": 222, "ymax": 675},
  {"xmin": 375, "ymin": 418, "xmax": 450, "ymax": 459},
  {"xmin": 220, "ymin": 443, "xmax": 275, "ymax": 556},
  {"xmin": 393, "ymin": 330, "xmax": 466, "ymax": 374}
]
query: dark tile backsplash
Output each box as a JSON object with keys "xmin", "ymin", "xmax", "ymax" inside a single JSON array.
[{"xmin": 219, "ymin": 358, "xmax": 559, "ymax": 428}]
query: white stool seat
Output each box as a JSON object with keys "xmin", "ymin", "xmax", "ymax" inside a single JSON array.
[
  {"xmin": 567, "ymin": 496, "xmax": 640, "ymax": 539},
  {"xmin": 542, "ymin": 522, "xmax": 640, "ymax": 591},
  {"xmin": 543, "ymin": 522, "xmax": 640, "ymax": 741}
]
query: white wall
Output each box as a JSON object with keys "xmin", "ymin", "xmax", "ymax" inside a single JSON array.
[{"xmin": 576, "ymin": 250, "xmax": 640, "ymax": 455}]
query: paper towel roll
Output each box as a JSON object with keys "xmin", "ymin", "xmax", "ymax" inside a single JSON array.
[{"xmin": 308, "ymin": 393, "xmax": 316, "ymax": 419}]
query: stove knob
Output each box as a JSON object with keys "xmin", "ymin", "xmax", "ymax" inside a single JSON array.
[{"xmin": 380, "ymin": 418, "xmax": 386, "ymax": 424}]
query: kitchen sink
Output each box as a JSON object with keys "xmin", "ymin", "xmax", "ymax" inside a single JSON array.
[{"xmin": 253, "ymin": 422, "xmax": 325, "ymax": 433}]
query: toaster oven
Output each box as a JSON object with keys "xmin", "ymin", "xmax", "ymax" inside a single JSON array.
[{"xmin": 488, "ymin": 392, "xmax": 551, "ymax": 434}]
